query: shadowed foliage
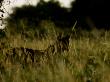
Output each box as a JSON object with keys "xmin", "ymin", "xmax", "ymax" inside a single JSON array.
[
  {"xmin": 6, "ymin": 0, "xmax": 74, "ymax": 29},
  {"xmin": 71, "ymin": 0, "xmax": 110, "ymax": 29},
  {"xmin": 0, "ymin": 29, "xmax": 6, "ymax": 38},
  {"xmin": 6, "ymin": 0, "xmax": 110, "ymax": 31},
  {"xmin": 5, "ymin": 0, "xmax": 76, "ymax": 39}
]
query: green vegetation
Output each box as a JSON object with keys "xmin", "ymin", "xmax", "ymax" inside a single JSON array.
[{"xmin": 0, "ymin": 21, "xmax": 110, "ymax": 82}]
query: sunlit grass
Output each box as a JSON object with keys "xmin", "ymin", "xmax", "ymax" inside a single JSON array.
[{"xmin": 0, "ymin": 28, "xmax": 110, "ymax": 82}]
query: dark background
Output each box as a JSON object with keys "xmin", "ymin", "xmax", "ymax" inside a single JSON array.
[{"xmin": 6, "ymin": 0, "xmax": 110, "ymax": 30}]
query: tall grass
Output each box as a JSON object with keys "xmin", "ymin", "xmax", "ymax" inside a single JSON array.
[{"xmin": 0, "ymin": 27, "xmax": 110, "ymax": 82}]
